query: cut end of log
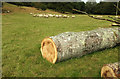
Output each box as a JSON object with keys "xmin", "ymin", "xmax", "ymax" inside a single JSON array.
[
  {"xmin": 101, "ymin": 65, "xmax": 117, "ymax": 78},
  {"xmin": 41, "ymin": 38, "xmax": 57, "ymax": 64}
]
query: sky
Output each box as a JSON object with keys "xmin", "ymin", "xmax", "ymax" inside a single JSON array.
[
  {"xmin": 81, "ymin": 0, "xmax": 119, "ymax": 3},
  {"xmin": 81, "ymin": 0, "xmax": 101, "ymax": 3}
]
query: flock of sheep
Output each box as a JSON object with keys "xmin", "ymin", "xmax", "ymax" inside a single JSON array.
[
  {"xmin": 95, "ymin": 15, "xmax": 120, "ymax": 18},
  {"xmin": 115, "ymin": 16, "xmax": 120, "ymax": 19},
  {"xmin": 29, "ymin": 13, "xmax": 120, "ymax": 19},
  {"xmin": 96, "ymin": 16, "xmax": 103, "ymax": 18},
  {"xmin": 30, "ymin": 13, "xmax": 76, "ymax": 18}
]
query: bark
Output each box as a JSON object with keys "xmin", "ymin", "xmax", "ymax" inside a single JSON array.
[
  {"xmin": 101, "ymin": 62, "xmax": 120, "ymax": 78},
  {"xmin": 41, "ymin": 27, "xmax": 120, "ymax": 64}
]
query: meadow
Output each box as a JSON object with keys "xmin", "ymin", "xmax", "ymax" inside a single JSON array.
[{"xmin": 2, "ymin": 3, "xmax": 119, "ymax": 77}]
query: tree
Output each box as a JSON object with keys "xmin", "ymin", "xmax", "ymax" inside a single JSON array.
[
  {"xmin": 7, "ymin": 2, "xmax": 119, "ymax": 15},
  {"xmin": 85, "ymin": 2, "xmax": 97, "ymax": 14},
  {"xmin": 94, "ymin": 2, "xmax": 116, "ymax": 15},
  {"xmin": 40, "ymin": 4, "xmax": 47, "ymax": 11},
  {"xmin": 33, "ymin": 2, "xmax": 47, "ymax": 11}
]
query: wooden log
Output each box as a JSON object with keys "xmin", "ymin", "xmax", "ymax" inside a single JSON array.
[
  {"xmin": 111, "ymin": 23, "xmax": 120, "ymax": 26},
  {"xmin": 72, "ymin": 9, "xmax": 120, "ymax": 24},
  {"xmin": 101, "ymin": 62, "xmax": 120, "ymax": 78},
  {"xmin": 41, "ymin": 27, "xmax": 120, "ymax": 64}
]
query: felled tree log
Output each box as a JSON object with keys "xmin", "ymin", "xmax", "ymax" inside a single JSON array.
[
  {"xmin": 41, "ymin": 27, "xmax": 120, "ymax": 64},
  {"xmin": 101, "ymin": 62, "xmax": 120, "ymax": 78},
  {"xmin": 111, "ymin": 23, "xmax": 120, "ymax": 26},
  {"xmin": 72, "ymin": 9, "xmax": 120, "ymax": 24}
]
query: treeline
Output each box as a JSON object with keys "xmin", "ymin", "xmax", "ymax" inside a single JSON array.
[{"xmin": 8, "ymin": 2, "xmax": 120, "ymax": 15}]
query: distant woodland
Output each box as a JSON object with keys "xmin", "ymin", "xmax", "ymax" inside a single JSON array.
[{"xmin": 7, "ymin": 2, "xmax": 120, "ymax": 15}]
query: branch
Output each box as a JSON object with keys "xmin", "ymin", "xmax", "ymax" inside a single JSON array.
[
  {"xmin": 73, "ymin": 9, "xmax": 120, "ymax": 24},
  {"xmin": 108, "ymin": 16, "xmax": 120, "ymax": 22},
  {"xmin": 114, "ymin": 4, "xmax": 120, "ymax": 12}
]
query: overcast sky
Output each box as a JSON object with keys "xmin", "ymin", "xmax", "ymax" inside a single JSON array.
[
  {"xmin": 81, "ymin": 0, "xmax": 119, "ymax": 3},
  {"xmin": 81, "ymin": 0, "xmax": 101, "ymax": 3}
]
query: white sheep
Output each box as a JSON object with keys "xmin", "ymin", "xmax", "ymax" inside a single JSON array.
[
  {"xmin": 53, "ymin": 14, "xmax": 56, "ymax": 17},
  {"xmin": 7, "ymin": 10, "xmax": 10, "ymax": 13},
  {"xmin": 96, "ymin": 16, "xmax": 103, "ymax": 18},
  {"xmin": 43, "ymin": 14, "xmax": 46, "ymax": 18},
  {"xmin": 30, "ymin": 13, "xmax": 33, "ymax": 15},
  {"xmin": 115, "ymin": 16, "xmax": 119, "ymax": 18},
  {"xmin": 49, "ymin": 14, "xmax": 54, "ymax": 17},
  {"xmin": 45, "ymin": 15, "xmax": 49, "ymax": 18},
  {"xmin": 58, "ymin": 15, "xmax": 62, "ymax": 18},
  {"xmin": 36, "ymin": 14, "xmax": 39, "ymax": 17},
  {"xmin": 38, "ymin": 14, "xmax": 43, "ymax": 17},
  {"xmin": 63, "ymin": 15, "xmax": 67, "ymax": 18},
  {"xmin": 55, "ymin": 15, "xmax": 59, "ymax": 18},
  {"xmin": 115, "ymin": 16, "xmax": 120, "ymax": 19},
  {"xmin": 72, "ymin": 15, "xmax": 75, "ymax": 18},
  {"xmin": 67, "ymin": 16, "xmax": 70, "ymax": 18}
]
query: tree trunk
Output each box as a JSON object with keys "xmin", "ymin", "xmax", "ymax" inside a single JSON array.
[
  {"xmin": 41, "ymin": 27, "xmax": 120, "ymax": 64},
  {"xmin": 101, "ymin": 62, "xmax": 120, "ymax": 78}
]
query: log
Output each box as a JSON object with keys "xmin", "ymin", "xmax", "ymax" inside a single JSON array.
[
  {"xmin": 101, "ymin": 62, "xmax": 120, "ymax": 78},
  {"xmin": 41, "ymin": 27, "xmax": 120, "ymax": 64},
  {"xmin": 111, "ymin": 23, "xmax": 120, "ymax": 26},
  {"xmin": 108, "ymin": 16, "xmax": 120, "ymax": 22},
  {"xmin": 72, "ymin": 9, "xmax": 120, "ymax": 24}
]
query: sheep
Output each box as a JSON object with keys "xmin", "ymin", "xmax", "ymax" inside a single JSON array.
[
  {"xmin": 30, "ymin": 13, "xmax": 33, "ymax": 15},
  {"xmin": 53, "ymin": 14, "xmax": 56, "ymax": 17},
  {"xmin": 48, "ymin": 14, "xmax": 52, "ymax": 16},
  {"xmin": 49, "ymin": 14, "xmax": 54, "ymax": 17},
  {"xmin": 115, "ymin": 16, "xmax": 120, "ymax": 19},
  {"xmin": 96, "ymin": 16, "xmax": 103, "ymax": 18},
  {"xmin": 67, "ymin": 16, "xmax": 70, "ymax": 18},
  {"xmin": 56, "ymin": 15, "xmax": 59, "ymax": 18},
  {"xmin": 63, "ymin": 15, "xmax": 67, "ymax": 18},
  {"xmin": 33, "ymin": 14, "xmax": 37, "ymax": 17},
  {"xmin": 72, "ymin": 15, "xmax": 75, "ymax": 18},
  {"xmin": 38, "ymin": 14, "xmax": 43, "ymax": 17},
  {"xmin": 36, "ymin": 14, "xmax": 39, "ymax": 17},
  {"xmin": 7, "ymin": 10, "xmax": 10, "ymax": 13},
  {"xmin": 115, "ymin": 16, "xmax": 119, "ymax": 18},
  {"xmin": 44, "ymin": 15, "xmax": 49, "ymax": 18},
  {"xmin": 43, "ymin": 14, "xmax": 46, "ymax": 18},
  {"xmin": 58, "ymin": 15, "xmax": 62, "ymax": 18}
]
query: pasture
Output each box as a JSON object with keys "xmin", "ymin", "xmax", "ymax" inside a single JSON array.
[{"xmin": 2, "ymin": 3, "xmax": 119, "ymax": 77}]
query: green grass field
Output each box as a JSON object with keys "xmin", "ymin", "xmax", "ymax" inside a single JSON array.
[{"xmin": 2, "ymin": 3, "xmax": 119, "ymax": 77}]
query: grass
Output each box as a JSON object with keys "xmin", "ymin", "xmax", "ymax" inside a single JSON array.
[{"xmin": 2, "ymin": 3, "xmax": 119, "ymax": 77}]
